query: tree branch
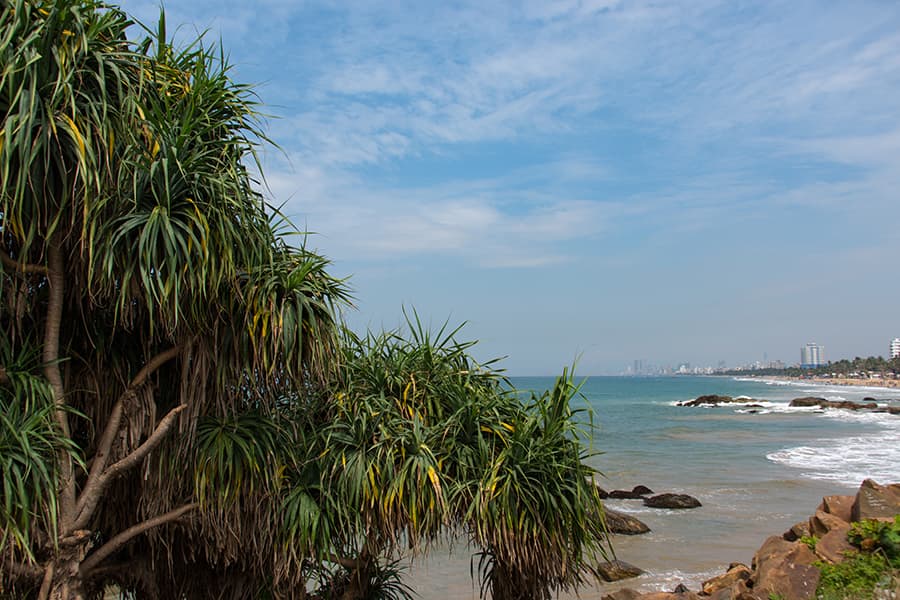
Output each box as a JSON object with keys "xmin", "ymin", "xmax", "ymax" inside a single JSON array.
[
  {"xmin": 74, "ymin": 346, "xmax": 183, "ymax": 528},
  {"xmin": 0, "ymin": 248, "xmax": 47, "ymax": 275},
  {"xmin": 73, "ymin": 403, "xmax": 187, "ymax": 530},
  {"xmin": 80, "ymin": 503, "xmax": 198, "ymax": 574},
  {"xmin": 104, "ymin": 403, "xmax": 187, "ymax": 479}
]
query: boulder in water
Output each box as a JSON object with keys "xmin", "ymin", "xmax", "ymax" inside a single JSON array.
[
  {"xmin": 597, "ymin": 559, "xmax": 644, "ymax": 582},
  {"xmin": 603, "ymin": 507, "xmax": 651, "ymax": 534},
  {"xmin": 644, "ymin": 493, "xmax": 702, "ymax": 509}
]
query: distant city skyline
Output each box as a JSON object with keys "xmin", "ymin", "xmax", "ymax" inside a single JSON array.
[{"xmin": 117, "ymin": 0, "xmax": 900, "ymax": 375}]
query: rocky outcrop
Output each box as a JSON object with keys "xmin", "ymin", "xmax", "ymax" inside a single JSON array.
[
  {"xmin": 610, "ymin": 489, "xmax": 647, "ymax": 499},
  {"xmin": 608, "ymin": 479, "xmax": 900, "ymax": 600},
  {"xmin": 632, "ymin": 485, "xmax": 654, "ymax": 496},
  {"xmin": 701, "ymin": 563, "xmax": 751, "ymax": 595},
  {"xmin": 677, "ymin": 395, "xmax": 741, "ymax": 407},
  {"xmin": 789, "ymin": 397, "xmax": 878, "ymax": 410},
  {"xmin": 643, "ymin": 493, "xmax": 701, "ymax": 509},
  {"xmin": 603, "ymin": 507, "xmax": 651, "ymax": 535},
  {"xmin": 597, "ymin": 559, "xmax": 645, "ymax": 582},
  {"xmin": 750, "ymin": 536, "xmax": 820, "ymax": 600}
]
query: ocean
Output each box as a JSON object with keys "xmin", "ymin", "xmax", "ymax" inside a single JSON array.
[{"xmin": 405, "ymin": 375, "xmax": 900, "ymax": 598}]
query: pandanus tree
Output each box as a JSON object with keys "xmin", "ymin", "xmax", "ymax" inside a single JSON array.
[
  {"xmin": 1, "ymin": 1, "xmax": 610, "ymax": 598},
  {"xmin": 1, "ymin": 0, "xmax": 346, "ymax": 597}
]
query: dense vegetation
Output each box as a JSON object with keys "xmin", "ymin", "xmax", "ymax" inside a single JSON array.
[
  {"xmin": 723, "ymin": 355, "xmax": 900, "ymax": 378},
  {"xmin": 815, "ymin": 517, "xmax": 900, "ymax": 600},
  {"xmin": 0, "ymin": 1, "xmax": 609, "ymax": 598}
]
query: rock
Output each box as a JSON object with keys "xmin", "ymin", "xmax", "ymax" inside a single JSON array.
[
  {"xmin": 673, "ymin": 583, "xmax": 689, "ymax": 593},
  {"xmin": 851, "ymin": 478, "xmax": 900, "ymax": 521},
  {"xmin": 639, "ymin": 593, "xmax": 702, "ymax": 600},
  {"xmin": 809, "ymin": 509, "xmax": 847, "ymax": 537},
  {"xmin": 783, "ymin": 520, "xmax": 810, "ymax": 542},
  {"xmin": 818, "ymin": 495, "xmax": 854, "ymax": 523},
  {"xmin": 702, "ymin": 563, "xmax": 751, "ymax": 595},
  {"xmin": 603, "ymin": 507, "xmax": 651, "ymax": 535},
  {"xmin": 678, "ymin": 394, "xmax": 735, "ymax": 407},
  {"xmin": 632, "ymin": 485, "xmax": 654, "ymax": 496},
  {"xmin": 597, "ymin": 559, "xmax": 644, "ymax": 582},
  {"xmin": 707, "ymin": 580, "xmax": 755, "ymax": 600},
  {"xmin": 751, "ymin": 535, "xmax": 820, "ymax": 600},
  {"xmin": 610, "ymin": 489, "xmax": 646, "ymax": 499},
  {"xmin": 789, "ymin": 397, "xmax": 878, "ymax": 411},
  {"xmin": 594, "ymin": 485, "xmax": 609, "ymax": 499},
  {"xmin": 601, "ymin": 590, "xmax": 642, "ymax": 600},
  {"xmin": 789, "ymin": 396, "xmax": 827, "ymax": 407},
  {"xmin": 815, "ymin": 523, "xmax": 855, "ymax": 564},
  {"xmin": 644, "ymin": 493, "xmax": 702, "ymax": 509}
]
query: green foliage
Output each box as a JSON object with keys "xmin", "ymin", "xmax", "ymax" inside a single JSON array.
[
  {"xmin": 816, "ymin": 552, "xmax": 899, "ymax": 600},
  {"xmin": 848, "ymin": 517, "xmax": 900, "ymax": 558},
  {"xmin": 800, "ymin": 535, "xmax": 819, "ymax": 551},
  {"xmin": 1, "ymin": 1, "xmax": 608, "ymax": 598}
]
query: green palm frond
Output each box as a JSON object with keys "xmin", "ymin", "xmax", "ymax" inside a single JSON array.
[{"xmin": 0, "ymin": 338, "xmax": 79, "ymax": 560}]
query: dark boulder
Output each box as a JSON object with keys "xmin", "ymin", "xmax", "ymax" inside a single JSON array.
[
  {"xmin": 610, "ymin": 489, "xmax": 645, "ymax": 499},
  {"xmin": 790, "ymin": 396, "xmax": 827, "ymax": 407},
  {"xmin": 644, "ymin": 493, "xmax": 702, "ymax": 509},
  {"xmin": 677, "ymin": 394, "xmax": 734, "ymax": 407},
  {"xmin": 632, "ymin": 485, "xmax": 654, "ymax": 496},
  {"xmin": 790, "ymin": 397, "xmax": 878, "ymax": 411},
  {"xmin": 603, "ymin": 507, "xmax": 651, "ymax": 534}
]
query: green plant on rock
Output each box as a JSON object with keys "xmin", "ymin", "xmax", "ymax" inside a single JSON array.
[
  {"xmin": 800, "ymin": 535, "xmax": 819, "ymax": 552},
  {"xmin": 848, "ymin": 516, "xmax": 900, "ymax": 558}
]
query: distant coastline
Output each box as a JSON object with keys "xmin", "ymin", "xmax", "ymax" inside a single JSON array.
[{"xmin": 740, "ymin": 374, "xmax": 900, "ymax": 391}]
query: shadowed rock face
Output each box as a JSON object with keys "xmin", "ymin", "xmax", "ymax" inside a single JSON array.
[
  {"xmin": 643, "ymin": 493, "xmax": 701, "ymax": 509},
  {"xmin": 789, "ymin": 397, "xmax": 878, "ymax": 410}
]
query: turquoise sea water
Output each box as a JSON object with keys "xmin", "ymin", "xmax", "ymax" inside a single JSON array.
[{"xmin": 407, "ymin": 375, "xmax": 900, "ymax": 597}]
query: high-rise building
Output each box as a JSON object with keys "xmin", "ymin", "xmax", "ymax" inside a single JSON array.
[
  {"xmin": 800, "ymin": 343, "xmax": 824, "ymax": 368},
  {"xmin": 891, "ymin": 338, "xmax": 900, "ymax": 359}
]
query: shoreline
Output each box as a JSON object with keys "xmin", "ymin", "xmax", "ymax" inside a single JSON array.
[{"xmin": 735, "ymin": 374, "xmax": 900, "ymax": 391}]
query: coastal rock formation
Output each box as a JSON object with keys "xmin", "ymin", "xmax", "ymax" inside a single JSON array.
[
  {"xmin": 643, "ymin": 493, "xmax": 701, "ymax": 509},
  {"xmin": 610, "ymin": 489, "xmax": 647, "ymax": 499},
  {"xmin": 750, "ymin": 536, "xmax": 820, "ymax": 600},
  {"xmin": 677, "ymin": 394, "xmax": 734, "ymax": 407},
  {"xmin": 609, "ymin": 485, "xmax": 654, "ymax": 499},
  {"xmin": 607, "ymin": 478, "xmax": 900, "ymax": 600},
  {"xmin": 814, "ymin": 523, "xmax": 854, "ymax": 564},
  {"xmin": 701, "ymin": 563, "xmax": 751, "ymax": 595},
  {"xmin": 789, "ymin": 397, "xmax": 878, "ymax": 410},
  {"xmin": 851, "ymin": 478, "xmax": 900, "ymax": 520},
  {"xmin": 597, "ymin": 559, "xmax": 645, "ymax": 582},
  {"xmin": 603, "ymin": 507, "xmax": 651, "ymax": 534}
]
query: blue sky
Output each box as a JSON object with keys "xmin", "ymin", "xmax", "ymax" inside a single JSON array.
[{"xmin": 119, "ymin": 0, "xmax": 900, "ymax": 374}]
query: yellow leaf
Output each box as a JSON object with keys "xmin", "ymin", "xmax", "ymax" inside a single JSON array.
[{"xmin": 61, "ymin": 114, "xmax": 85, "ymax": 158}]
